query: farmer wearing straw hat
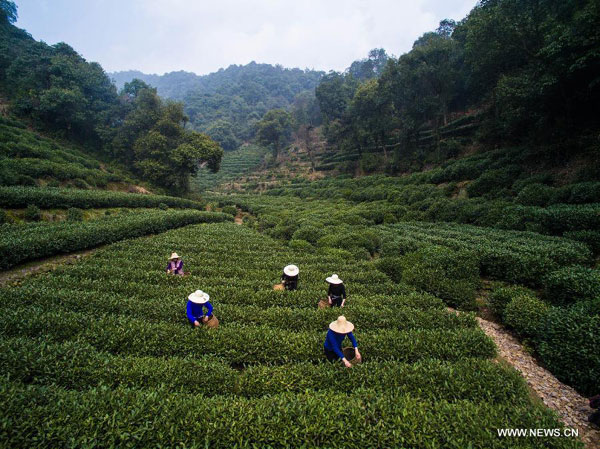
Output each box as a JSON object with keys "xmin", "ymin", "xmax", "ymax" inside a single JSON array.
[
  {"xmin": 166, "ymin": 252, "xmax": 184, "ymax": 276},
  {"xmin": 281, "ymin": 264, "xmax": 299, "ymax": 290},
  {"xmin": 326, "ymin": 274, "xmax": 346, "ymax": 307},
  {"xmin": 186, "ymin": 290, "xmax": 213, "ymax": 327},
  {"xmin": 324, "ymin": 316, "xmax": 361, "ymax": 368}
]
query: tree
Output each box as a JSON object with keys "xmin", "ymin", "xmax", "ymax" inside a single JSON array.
[
  {"xmin": 0, "ymin": 0, "xmax": 17, "ymax": 24},
  {"xmin": 255, "ymin": 109, "xmax": 292, "ymax": 158}
]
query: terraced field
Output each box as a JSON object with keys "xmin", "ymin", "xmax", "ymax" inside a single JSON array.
[
  {"xmin": 0, "ymin": 222, "xmax": 582, "ymax": 448},
  {"xmin": 192, "ymin": 144, "xmax": 267, "ymax": 192}
]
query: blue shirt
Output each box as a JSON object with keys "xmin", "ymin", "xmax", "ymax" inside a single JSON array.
[
  {"xmin": 324, "ymin": 329, "xmax": 357, "ymax": 359},
  {"xmin": 186, "ymin": 300, "xmax": 213, "ymax": 324}
]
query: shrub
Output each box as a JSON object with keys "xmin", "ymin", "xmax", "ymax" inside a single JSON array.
[
  {"xmin": 24, "ymin": 204, "xmax": 41, "ymax": 221},
  {"xmin": 292, "ymin": 225, "xmax": 327, "ymax": 245},
  {"xmin": 288, "ymin": 239, "xmax": 312, "ymax": 250},
  {"xmin": 0, "ymin": 210, "xmax": 231, "ymax": 270},
  {"xmin": 158, "ymin": 202, "xmax": 169, "ymax": 210},
  {"xmin": 563, "ymin": 230, "xmax": 600, "ymax": 254},
  {"xmin": 542, "ymin": 266, "xmax": 600, "ymax": 306},
  {"xmin": 222, "ymin": 205, "xmax": 238, "ymax": 216},
  {"xmin": 0, "ymin": 186, "xmax": 206, "ymax": 210},
  {"xmin": 0, "ymin": 209, "xmax": 10, "ymax": 224},
  {"xmin": 400, "ymin": 246, "xmax": 480, "ymax": 310},
  {"xmin": 66, "ymin": 207, "xmax": 84, "ymax": 222},
  {"xmin": 515, "ymin": 183, "xmax": 555, "ymax": 207},
  {"xmin": 488, "ymin": 285, "xmax": 536, "ymax": 318},
  {"xmin": 374, "ymin": 257, "xmax": 403, "ymax": 283},
  {"xmin": 71, "ymin": 178, "xmax": 91, "ymax": 189},
  {"xmin": 503, "ymin": 295, "xmax": 549, "ymax": 338},
  {"xmin": 537, "ymin": 306, "xmax": 600, "ymax": 395}
]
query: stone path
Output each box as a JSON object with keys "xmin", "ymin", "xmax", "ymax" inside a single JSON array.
[
  {"xmin": 0, "ymin": 249, "xmax": 96, "ymax": 287},
  {"xmin": 473, "ymin": 313, "xmax": 599, "ymax": 448}
]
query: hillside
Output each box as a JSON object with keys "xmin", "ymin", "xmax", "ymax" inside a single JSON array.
[
  {"xmin": 0, "ymin": 14, "xmax": 224, "ymax": 194},
  {"xmin": 2, "ymin": 0, "xmax": 600, "ymax": 447},
  {"xmin": 111, "ymin": 62, "xmax": 324, "ymax": 150}
]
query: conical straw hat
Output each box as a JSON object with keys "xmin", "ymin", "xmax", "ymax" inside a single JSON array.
[
  {"xmin": 326, "ymin": 274, "xmax": 343, "ymax": 284},
  {"xmin": 329, "ymin": 315, "xmax": 354, "ymax": 333},
  {"xmin": 169, "ymin": 252, "xmax": 181, "ymax": 260},
  {"xmin": 283, "ymin": 264, "xmax": 299, "ymax": 276},
  {"xmin": 188, "ymin": 290, "xmax": 210, "ymax": 304}
]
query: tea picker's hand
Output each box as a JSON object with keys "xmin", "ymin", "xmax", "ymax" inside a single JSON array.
[
  {"xmin": 355, "ymin": 348, "xmax": 361, "ymax": 361},
  {"xmin": 194, "ymin": 320, "xmax": 200, "ymax": 327},
  {"xmin": 202, "ymin": 316, "xmax": 209, "ymax": 323},
  {"xmin": 343, "ymin": 358, "xmax": 352, "ymax": 368}
]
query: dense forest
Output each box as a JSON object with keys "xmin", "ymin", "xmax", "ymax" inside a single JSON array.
[
  {"xmin": 267, "ymin": 0, "xmax": 600, "ymax": 175},
  {"xmin": 0, "ymin": 2, "xmax": 223, "ymax": 193},
  {"xmin": 111, "ymin": 64, "xmax": 324, "ymax": 151}
]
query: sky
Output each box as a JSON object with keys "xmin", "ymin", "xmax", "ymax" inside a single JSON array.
[{"xmin": 15, "ymin": 0, "xmax": 477, "ymax": 76}]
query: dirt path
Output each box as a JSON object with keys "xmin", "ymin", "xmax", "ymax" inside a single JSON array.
[
  {"xmin": 475, "ymin": 317, "xmax": 599, "ymax": 448},
  {"xmin": 449, "ymin": 303, "xmax": 599, "ymax": 448},
  {"xmin": 0, "ymin": 249, "xmax": 97, "ymax": 287}
]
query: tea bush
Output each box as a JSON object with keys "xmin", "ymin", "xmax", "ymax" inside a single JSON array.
[
  {"xmin": 0, "ymin": 218, "xmax": 586, "ymax": 446},
  {"xmin": 399, "ymin": 246, "xmax": 479, "ymax": 310},
  {"xmin": 0, "ymin": 210, "xmax": 231, "ymax": 269},
  {"xmin": 24, "ymin": 204, "xmax": 41, "ymax": 222},
  {"xmin": 503, "ymin": 295, "xmax": 550, "ymax": 338},
  {"xmin": 66, "ymin": 207, "xmax": 84, "ymax": 222},
  {"xmin": 537, "ymin": 307, "xmax": 600, "ymax": 395},
  {"xmin": 488, "ymin": 285, "xmax": 536, "ymax": 317},
  {"xmin": 0, "ymin": 186, "xmax": 206, "ymax": 209},
  {"xmin": 542, "ymin": 266, "xmax": 600, "ymax": 306}
]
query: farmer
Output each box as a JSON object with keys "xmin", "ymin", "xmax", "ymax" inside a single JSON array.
[
  {"xmin": 281, "ymin": 264, "xmax": 299, "ymax": 290},
  {"xmin": 166, "ymin": 252, "xmax": 184, "ymax": 275},
  {"xmin": 326, "ymin": 274, "xmax": 347, "ymax": 307},
  {"xmin": 324, "ymin": 315, "xmax": 361, "ymax": 368},
  {"xmin": 186, "ymin": 290, "xmax": 213, "ymax": 327}
]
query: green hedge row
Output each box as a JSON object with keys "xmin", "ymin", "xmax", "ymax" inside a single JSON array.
[
  {"xmin": 0, "ymin": 337, "xmax": 524, "ymax": 404},
  {"xmin": 0, "ymin": 283, "xmax": 474, "ymax": 331},
  {"xmin": 0, "ymin": 307, "xmax": 497, "ymax": 365},
  {"xmin": 0, "ymin": 381, "xmax": 577, "ymax": 449},
  {"xmin": 0, "ymin": 210, "xmax": 231, "ymax": 270},
  {"xmin": 0, "ymin": 186, "xmax": 206, "ymax": 209}
]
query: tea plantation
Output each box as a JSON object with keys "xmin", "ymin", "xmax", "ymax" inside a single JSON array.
[{"xmin": 0, "ymin": 222, "xmax": 584, "ymax": 448}]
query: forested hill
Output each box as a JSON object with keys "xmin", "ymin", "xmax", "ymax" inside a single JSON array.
[
  {"xmin": 110, "ymin": 63, "xmax": 324, "ymax": 151},
  {"xmin": 0, "ymin": 3, "xmax": 224, "ymax": 194}
]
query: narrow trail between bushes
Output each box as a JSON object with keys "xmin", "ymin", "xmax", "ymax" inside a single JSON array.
[
  {"xmin": 0, "ymin": 249, "xmax": 98, "ymax": 287},
  {"xmin": 450, "ymin": 306, "xmax": 599, "ymax": 448}
]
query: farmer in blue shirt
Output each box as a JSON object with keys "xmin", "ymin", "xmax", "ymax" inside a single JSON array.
[
  {"xmin": 166, "ymin": 252, "xmax": 184, "ymax": 276},
  {"xmin": 186, "ymin": 290, "xmax": 213, "ymax": 327},
  {"xmin": 324, "ymin": 316, "xmax": 361, "ymax": 368}
]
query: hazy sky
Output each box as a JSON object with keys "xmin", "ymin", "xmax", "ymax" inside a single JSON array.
[{"xmin": 15, "ymin": 0, "xmax": 477, "ymax": 75}]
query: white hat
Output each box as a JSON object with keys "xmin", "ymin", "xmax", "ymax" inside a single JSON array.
[
  {"xmin": 169, "ymin": 252, "xmax": 181, "ymax": 260},
  {"xmin": 329, "ymin": 315, "xmax": 354, "ymax": 333},
  {"xmin": 283, "ymin": 264, "xmax": 299, "ymax": 276},
  {"xmin": 188, "ymin": 290, "xmax": 210, "ymax": 304},
  {"xmin": 326, "ymin": 274, "xmax": 343, "ymax": 284}
]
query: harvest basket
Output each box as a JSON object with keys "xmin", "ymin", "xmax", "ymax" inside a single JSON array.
[
  {"xmin": 317, "ymin": 299, "xmax": 330, "ymax": 309},
  {"xmin": 343, "ymin": 347, "xmax": 361, "ymax": 365},
  {"xmin": 204, "ymin": 314, "xmax": 219, "ymax": 329},
  {"xmin": 273, "ymin": 283, "xmax": 285, "ymax": 291}
]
